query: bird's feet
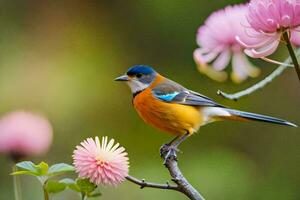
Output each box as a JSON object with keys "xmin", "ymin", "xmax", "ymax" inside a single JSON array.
[{"xmin": 160, "ymin": 143, "xmax": 180, "ymax": 164}]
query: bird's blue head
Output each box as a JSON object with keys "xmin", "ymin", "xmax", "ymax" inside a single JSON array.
[{"xmin": 115, "ymin": 65, "xmax": 157, "ymax": 94}]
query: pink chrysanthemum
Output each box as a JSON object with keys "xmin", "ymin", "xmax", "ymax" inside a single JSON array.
[
  {"xmin": 0, "ymin": 111, "xmax": 53, "ymax": 157},
  {"xmin": 237, "ymin": 0, "xmax": 300, "ymax": 58},
  {"xmin": 73, "ymin": 136, "xmax": 129, "ymax": 186},
  {"xmin": 194, "ymin": 4, "xmax": 261, "ymax": 83}
]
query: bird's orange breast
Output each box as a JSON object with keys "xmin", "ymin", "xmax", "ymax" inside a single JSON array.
[{"xmin": 133, "ymin": 76, "xmax": 203, "ymax": 136}]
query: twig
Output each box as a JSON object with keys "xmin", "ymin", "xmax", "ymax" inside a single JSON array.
[
  {"xmin": 217, "ymin": 66, "xmax": 288, "ymax": 100},
  {"xmin": 282, "ymin": 31, "xmax": 300, "ymax": 82},
  {"xmin": 218, "ymin": 48, "xmax": 300, "ymax": 100},
  {"xmin": 164, "ymin": 157, "xmax": 205, "ymax": 200},
  {"xmin": 126, "ymin": 175, "xmax": 179, "ymax": 191},
  {"xmin": 126, "ymin": 154, "xmax": 205, "ymax": 200}
]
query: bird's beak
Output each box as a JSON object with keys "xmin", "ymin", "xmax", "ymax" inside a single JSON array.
[{"xmin": 114, "ymin": 75, "xmax": 130, "ymax": 81}]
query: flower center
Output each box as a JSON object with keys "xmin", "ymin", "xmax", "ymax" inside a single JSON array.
[{"xmin": 96, "ymin": 156, "xmax": 107, "ymax": 167}]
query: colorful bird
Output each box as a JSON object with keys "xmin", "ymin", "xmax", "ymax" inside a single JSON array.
[{"xmin": 115, "ymin": 65, "xmax": 297, "ymax": 160}]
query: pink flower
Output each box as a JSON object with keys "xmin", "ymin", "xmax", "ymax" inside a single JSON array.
[
  {"xmin": 0, "ymin": 111, "xmax": 53, "ymax": 157},
  {"xmin": 194, "ymin": 4, "xmax": 261, "ymax": 83},
  {"xmin": 237, "ymin": 0, "xmax": 300, "ymax": 58},
  {"xmin": 73, "ymin": 136, "xmax": 129, "ymax": 186}
]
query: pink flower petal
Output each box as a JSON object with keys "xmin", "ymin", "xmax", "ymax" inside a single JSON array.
[
  {"xmin": 193, "ymin": 48, "xmax": 218, "ymax": 64},
  {"xmin": 231, "ymin": 53, "xmax": 260, "ymax": 83},
  {"xmin": 236, "ymin": 34, "xmax": 277, "ymax": 49},
  {"xmin": 73, "ymin": 136, "xmax": 129, "ymax": 187},
  {"xmin": 194, "ymin": 4, "xmax": 261, "ymax": 82},
  {"xmin": 212, "ymin": 50, "xmax": 231, "ymax": 71},
  {"xmin": 247, "ymin": 0, "xmax": 300, "ymax": 32},
  {"xmin": 291, "ymin": 29, "xmax": 300, "ymax": 46},
  {"xmin": 244, "ymin": 35, "xmax": 280, "ymax": 58},
  {"xmin": 0, "ymin": 111, "xmax": 53, "ymax": 156}
]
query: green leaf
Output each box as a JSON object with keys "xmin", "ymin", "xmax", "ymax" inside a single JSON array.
[
  {"xmin": 11, "ymin": 170, "xmax": 40, "ymax": 176},
  {"xmin": 36, "ymin": 162, "xmax": 49, "ymax": 175},
  {"xmin": 68, "ymin": 183, "xmax": 81, "ymax": 192},
  {"xmin": 45, "ymin": 180, "xmax": 66, "ymax": 193},
  {"xmin": 88, "ymin": 192, "xmax": 102, "ymax": 197},
  {"xmin": 47, "ymin": 163, "xmax": 75, "ymax": 177},
  {"xmin": 60, "ymin": 178, "xmax": 80, "ymax": 192},
  {"xmin": 13, "ymin": 161, "xmax": 42, "ymax": 176},
  {"xmin": 16, "ymin": 161, "xmax": 38, "ymax": 172},
  {"xmin": 14, "ymin": 161, "xmax": 49, "ymax": 176},
  {"xmin": 76, "ymin": 178, "xmax": 97, "ymax": 195},
  {"xmin": 59, "ymin": 178, "xmax": 76, "ymax": 185}
]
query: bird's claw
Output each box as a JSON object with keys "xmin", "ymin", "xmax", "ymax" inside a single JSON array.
[{"xmin": 160, "ymin": 143, "xmax": 179, "ymax": 164}]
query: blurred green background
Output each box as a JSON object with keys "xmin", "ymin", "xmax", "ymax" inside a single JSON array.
[{"xmin": 0, "ymin": 0, "xmax": 299, "ymax": 199}]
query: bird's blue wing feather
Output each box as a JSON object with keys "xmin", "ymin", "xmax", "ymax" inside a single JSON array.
[
  {"xmin": 152, "ymin": 79, "xmax": 224, "ymax": 107},
  {"xmin": 155, "ymin": 91, "xmax": 180, "ymax": 101}
]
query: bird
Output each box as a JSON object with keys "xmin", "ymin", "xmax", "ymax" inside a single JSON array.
[{"xmin": 115, "ymin": 65, "xmax": 297, "ymax": 161}]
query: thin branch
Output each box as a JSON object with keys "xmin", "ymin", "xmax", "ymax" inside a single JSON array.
[
  {"xmin": 217, "ymin": 65, "xmax": 288, "ymax": 100},
  {"xmin": 126, "ymin": 153, "xmax": 205, "ymax": 200},
  {"xmin": 126, "ymin": 175, "xmax": 179, "ymax": 191},
  {"xmin": 218, "ymin": 48, "xmax": 300, "ymax": 100},
  {"xmin": 164, "ymin": 157, "xmax": 205, "ymax": 200}
]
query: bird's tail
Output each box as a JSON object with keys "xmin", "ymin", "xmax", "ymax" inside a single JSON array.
[{"xmin": 222, "ymin": 108, "xmax": 297, "ymax": 127}]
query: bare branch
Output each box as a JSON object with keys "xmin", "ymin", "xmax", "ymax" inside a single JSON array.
[
  {"xmin": 164, "ymin": 157, "xmax": 205, "ymax": 200},
  {"xmin": 217, "ymin": 65, "xmax": 288, "ymax": 100},
  {"xmin": 126, "ymin": 175, "xmax": 179, "ymax": 191},
  {"xmin": 217, "ymin": 48, "xmax": 300, "ymax": 101},
  {"xmin": 126, "ymin": 147, "xmax": 205, "ymax": 199}
]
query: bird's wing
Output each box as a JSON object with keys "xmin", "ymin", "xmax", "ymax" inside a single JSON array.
[{"xmin": 152, "ymin": 79, "xmax": 224, "ymax": 107}]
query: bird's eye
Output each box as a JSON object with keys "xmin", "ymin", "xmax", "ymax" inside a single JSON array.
[{"xmin": 136, "ymin": 73, "xmax": 143, "ymax": 78}]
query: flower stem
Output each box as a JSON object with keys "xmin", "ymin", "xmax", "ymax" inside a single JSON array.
[
  {"xmin": 81, "ymin": 193, "xmax": 87, "ymax": 200},
  {"xmin": 43, "ymin": 186, "xmax": 49, "ymax": 200},
  {"xmin": 218, "ymin": 48, "xmax": 300, "ymax": 100},
  {"xmin": 13, "ymin": 165, "xmax": 22, "ymax": 200},
  {"xmin": 283, "ymin": 31, "xmax": 300, "ymax": 82}
]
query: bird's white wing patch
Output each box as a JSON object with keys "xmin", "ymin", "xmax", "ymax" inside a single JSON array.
[{"xmin": 201, "ymin": 107, "xmax": 231, "ymax": 125}]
